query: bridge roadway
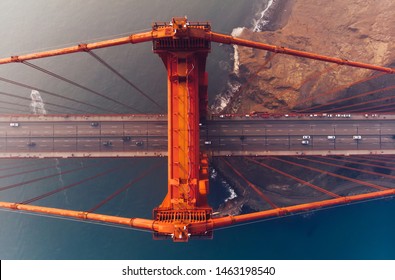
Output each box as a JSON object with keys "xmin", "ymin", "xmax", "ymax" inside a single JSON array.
[{"xmin": 0, "ymin": 114, "xmax": 394, "ymax": 158}]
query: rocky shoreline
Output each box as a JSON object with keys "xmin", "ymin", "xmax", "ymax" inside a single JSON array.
[
  {"xmin": 217, "ymin": 0, "xmax": 395, "ymax": 114},
  {"xmin": 210, "ymin": 0, "xmax": 395, "ymax": 216}
]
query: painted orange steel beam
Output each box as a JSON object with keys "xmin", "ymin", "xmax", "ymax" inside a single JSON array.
[
  {"xmin": 0, "ymin": 201, "xmax": 156, "ymax": 231},
  {"xmin": 1, "ymin": 187, "xmax": 394, "ymax": 233},
  {"xmin": 211, "ymin": 188, "xmax": 395, "ymax": 229},
  {"xmin": 0, "ymin": 31, "xmax": 156, "ymax": 64},
  {"xmin": 208, "ymin": 32, "xmax": 395, "ymax": 74}
]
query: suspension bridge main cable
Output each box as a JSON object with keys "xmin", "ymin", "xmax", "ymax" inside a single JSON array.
[
  {"xmin": 22, "ymin": 61, "xmax": 143, "ymax": 113},
  {"xmin": 209, "ymin": 32, "xmax": 395, "ymax": 74},
  {"xmin": 86, "ymin": 51, "xmax": 165, "ymax": 112},
  {"xmin": 0, "ymin": 76, "xmax": 115, "ymax": 113}
]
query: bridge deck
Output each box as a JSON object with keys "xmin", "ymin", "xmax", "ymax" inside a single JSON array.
[{"xmin": 0, "ymin": 114, "xmax": 394, "ymax": 158}]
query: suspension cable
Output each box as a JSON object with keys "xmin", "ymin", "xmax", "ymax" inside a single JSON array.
[
  {"xmin": 317, "ymin": 156, "xmax": 395, "ymax": 172},
  {"xmin": 0, "ymin": 76, "xmax": 115, "ymax": 113},
  {"xmin": 348, "ymin": 155, "xmax": 395, "ymax": 166},
  {"xmin": 20, "ymin": 162, "xmax": 127, "ymax": 205},
  {"xmin": 346, "ymin": 100, "xmax": 395, "ymax": 113},
  {"xmin": 87, "ymin": 160, "xmax": 163, "ymax": 213},
  {"xmin": 269, "ymin": 157, "xmax": 386, "ymax": 191},
  {"xmin": 22, "ymin": 61, "xmax": 143, "ymax": 113},
  {"xmin": 0, "ymin": 160, "xmax": 75, "ymax": 180},
  {"xmin": 303, "ymin": 85, "xmax": 395, "ymax": 112},
  {"xmin": 277, "ymin": 64, "xmax": 340, "ymax": 106},
  {"xmin": 87, "ymin": 51, "xmax": 165, "ymax": 112},
  {"xmin": 324, "ymin": 94, "xmax": 395, "ymax": 113},
  {"xmin": 0, "ymin": 159, "xmax": 43, "ymax": 172},
  {"xmin": 294, "ymin": 72, "xmax": 386, "ymax": 112},
  {"xmin": 0, "ymin": 160, "xmax": 105, "ymax": 192},
  {"xmin": 0, "ymin": 91, "xmax": 79, "ymax": 114},
  {"xmin": 0, "ymin": 106, "xmax": 28, "ymax": 114},
  {"xmin": 299, "ymin": 157, "xmax": 395, "ymax": 181},
  {"xmin": 246, "ymin": 157, "xmax": 340, "ymax": 198},
  {"xmin": 223, "ymin": 158, "xmax": 278, "ymax": 209}
]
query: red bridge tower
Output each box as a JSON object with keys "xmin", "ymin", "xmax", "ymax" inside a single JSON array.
[{"xmin": 152, "ymin": 17, "xmax": 212, "ymax": 241}]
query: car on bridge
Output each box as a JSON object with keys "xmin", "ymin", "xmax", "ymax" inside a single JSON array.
[
  {"xmin": 27, "ymin": 142, "xmax": 36, "ymax": 147},
  {"xmin": 353, "ymin": 135, "xmax": 362, "ymax": 140},
  {"xmin": 9, "ymin": 122, "xmax": 19, "ymax": 127},
  {"xmin": 122, "ymin": 136, "xmax": 131, "ymax": 142},
  {"xmin": 302, "ymin": 135, "xmax": 311, "ymax": 139},
  {"xmin": 102, "ymin": 141, "xmax": 112, "ymax": 147},
  {"xmin": 327, "ymin": 135, "xmax": 336, "ymax": 140},
  {"xmin": 90, "ymin": 122, "xmax": 99, "ymax": 127},
  {"xmin": 301, "ymin": 140, "xmax": 310, "ymax": 145},
  {"xmin": 135, "ymin": 141, "xmax": 144, "ymax": 147}
]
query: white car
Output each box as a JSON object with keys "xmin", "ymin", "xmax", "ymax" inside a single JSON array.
[
  {"xmin": 353, "ymin": 135, "xmax": 362, "ymax": 140},
  {"xmin": 301, "ymin": 140, "xmax": 310, "ymax": 145},
  {"xmin": 10, "ymin": 123, "xmax": 19, "ymax": 127},
  {"xmin": 302, "ymin": 135, "xmax": 311, "ymax": 139},
  {"xmin": 327, "ymin": 135, "xmax": 336, "ymax": 140},
  {"xmin": 204, "ymin": 140, "xmax": 212, "ymax": 145}
]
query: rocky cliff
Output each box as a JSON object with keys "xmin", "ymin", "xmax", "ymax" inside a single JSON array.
[{"xmin": 223, "ymin": 0, "xmax": 395, "ymax": 113}]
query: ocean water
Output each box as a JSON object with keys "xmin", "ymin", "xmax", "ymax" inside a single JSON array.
[{"xmin": 0, "ymin": 0, "xmax": 394, "ymax": 260}]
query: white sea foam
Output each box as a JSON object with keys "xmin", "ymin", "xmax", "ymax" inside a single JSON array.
[
  {"xmin": 210, "ymin": 168, "xmax": 218, "ymax": 180},
  {"xmin": 211, "ymin": 0, "xmax": 275, "ymax": 113},
  {"xmin": 211, "ymin": 80, "xmax": 241, "ymax": 113},
  {"xmin": 30, "ymin": 90, "xmax": 47, "ymax": 114},
  {"xmin": 223, "ymin": 180, "xmax": 238, "ymax": 202},
  {"xmin": 252, "ymin": 0, "xmax": 274, "ymax": 32}
]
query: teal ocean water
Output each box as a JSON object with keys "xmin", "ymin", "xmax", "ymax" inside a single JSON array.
[{"xmin": 0, "ymin": 0, "xmax": 394, "ymax": 259}]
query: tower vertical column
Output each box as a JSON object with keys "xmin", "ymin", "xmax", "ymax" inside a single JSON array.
[{"xmin": 152, "ymin": 17, "xmax": 212, "ymax": 241}]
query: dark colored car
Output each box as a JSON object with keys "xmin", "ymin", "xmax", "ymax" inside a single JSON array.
[
  {"xmin": 135, "ymin": 141, "xmax": 144, "ymax": 147},
  {"xmin": 102, "ymin": 141, "xmax": 112, "ymax": 147}
]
